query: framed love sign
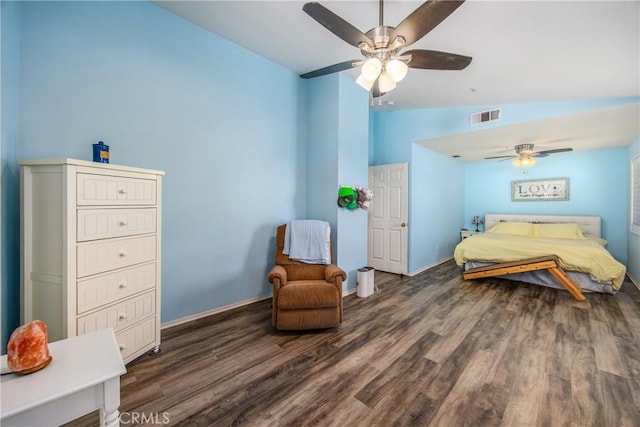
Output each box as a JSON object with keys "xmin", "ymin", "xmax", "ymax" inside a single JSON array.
[{"xmin": 511, "ymin": 177, "xmax": 569, "ymax": 201}]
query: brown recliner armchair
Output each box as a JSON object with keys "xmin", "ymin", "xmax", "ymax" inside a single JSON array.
[{"xmin": 268, "ymin": 224, "xmax": 347, "ymax": 330}]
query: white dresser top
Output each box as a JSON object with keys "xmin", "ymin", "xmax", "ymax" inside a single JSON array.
[
  {"xmin": 1, "ymin": 328, "xmax": 126, "ymax": 419},
  {"xmin": 18, "ymin": 158, "xmax": 165, "ymax": 176}
]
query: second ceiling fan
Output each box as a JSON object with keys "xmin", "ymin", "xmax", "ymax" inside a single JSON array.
[
  {"xmin": 301, "ymin": 0, "xmax": 473, "ymax": 97},
  {"xmin": 485, "ymin": 144, "xmax": 574, "ymax": 167}
]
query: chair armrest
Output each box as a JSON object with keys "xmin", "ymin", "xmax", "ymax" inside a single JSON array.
[
  {"xmin": 268, "ymin": 265, "xmax": 287, "ymax": 287},
  {"xmin": 324, "ymin": 264, "xmax": 347, "ymax": 284}
]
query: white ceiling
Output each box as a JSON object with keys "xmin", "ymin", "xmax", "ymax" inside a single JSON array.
[
  {"xmin": 418, "ymin": 102, "xmax": 640, "ymax": 161},
  {"xmin": 154, "ymin": 0, "xmax": 640, "ymax": 159}
]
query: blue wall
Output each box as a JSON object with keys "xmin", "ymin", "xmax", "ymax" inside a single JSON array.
[
  {"xmin": 307, "ymin": 74, "xmax": 369, "ymax": 289},
  {"xmin": 336, "ymin": 75, "xmax": 369, "ymax": 289},
  {"xmin": 370, "ymin": 109, "xmax": 467, "ymax": 273},
  {"xmin": 306, "ymin": 76, "xmax": 340, "ymax": 232},
  {"xmin": 12, "ymin": 1, "xmax": 306, "ymax": 328},
  {"xmin": 629, "ymin": 139, "xmax": 640, "ymax": 283},
  {"xmin": 410, "ymin": 144, "xmax": 464, "ymax": 271},
  {"xmin": 1, "ymin": 0, "xmax": 22, "ymax": 353}
]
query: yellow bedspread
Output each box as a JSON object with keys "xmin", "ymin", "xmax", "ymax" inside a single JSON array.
[{"xmin": 454, "ymin": 233, "xmax": 626, "ymax": 290}]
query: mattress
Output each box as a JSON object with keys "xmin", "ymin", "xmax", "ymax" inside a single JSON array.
[
  {"xmin": 454, "ymin": 231, "xmax": 626, "ymax": 292},
  {"xmin": 463, "ymin": 261, "xmax": 617, "ymax": 294}
]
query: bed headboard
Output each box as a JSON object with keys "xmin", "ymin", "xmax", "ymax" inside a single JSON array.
[{"xmin": 484, "ymin": 214, "xmax": 602, "ymax": 237}]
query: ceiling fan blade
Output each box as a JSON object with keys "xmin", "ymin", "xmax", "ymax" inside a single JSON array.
[
  {"xmin": 536, "ymin": 148, "xmax": 574, "ymax": 155},
  {"xmin": 405, "ymin": 49, "xmax": 472, "ymax": 70},
  {"xmin": 303, "ymin": 2, "xmax": 373, "ymax": 49},
  {"xmin": 484, "ymin": 155, "xmax": 516, "ymax": 160},
  {"xmin": 300, "ymin": 60, "xmax": 359, "ymax": 79},
  {"xmin": 390, "ymin": 0, "xmax": 465, "ymax": 48}
]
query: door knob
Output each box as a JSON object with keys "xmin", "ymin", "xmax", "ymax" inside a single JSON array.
[{"xmin": 401, "ymin": 222, "xmax": 406, "ymax": 227}]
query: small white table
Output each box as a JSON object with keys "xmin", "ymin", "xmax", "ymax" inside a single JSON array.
[
  {"xmin": 460, "ymin": 229, "xmax": 481, "ymax": 240},
  {"xmin": 1, "ymin": 328, "xmax": 126, "ymax": 427}
]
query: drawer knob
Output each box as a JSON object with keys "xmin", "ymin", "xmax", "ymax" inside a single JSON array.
[
  {"xmin": 119, "ymin": 251, "xmax": 127, "ymax": 258},
  {"xmin": 118, "ymin": 314, "xmax": 127, "ymax": 321},
  {"xmin": 119, "ymin": 220, "xmax": 127, "ymax": 226},
  {"xmin": 118, "ymin": 188, "xmax": 127, "ymax": 195},
  {"xmin": 119, "ymin": 345, "xmax": 126, "ymax": 352},
  {"xmin": 118, "ymin": 282, "xmax": 127, "ymax": 289}
]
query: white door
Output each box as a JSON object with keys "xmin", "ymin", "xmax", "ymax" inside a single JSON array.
[{"xmin": 368, "ymin": 163, "xmax": 408, "ymax": 275}]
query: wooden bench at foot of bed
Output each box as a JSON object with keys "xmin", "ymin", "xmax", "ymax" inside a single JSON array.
[{"xmin": 462, "ymin": 255, "xmax": 586, "ymax": 301}]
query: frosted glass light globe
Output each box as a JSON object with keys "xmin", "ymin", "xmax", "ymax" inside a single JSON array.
[
  {"xmin": 378, "ymin": 72, "xmax": 397, "ymax": 93},
  {"xmin": 386, "ymin": 59, "xmax": 408, "ymax": 82},
  {"xmin": 521, "ymin": 157, "xmax": 536, "ymax": 166},
  {"xmin": 361, "ymin": 58, "xmax": 382, "ymax": 81},
  {"xmin": 513, "ymin": 157, "xmax": 536, "ymax": 167},
  {"xmin": 356, "ymin": 74, "xmax": 375, "ymax": 91}
]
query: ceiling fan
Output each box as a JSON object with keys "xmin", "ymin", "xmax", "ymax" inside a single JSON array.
[
  {"xmin": 485, "ymin": 143, "xmax": 573, "ymax": 166},
  {"xmin": 300, "ymin": 0, "xmax": 472, "ymax": 98}
]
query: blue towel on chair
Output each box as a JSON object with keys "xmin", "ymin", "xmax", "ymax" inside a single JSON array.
[{"xmin": 283, "ymin": 220, "xmax": 331, "ymax": 265}]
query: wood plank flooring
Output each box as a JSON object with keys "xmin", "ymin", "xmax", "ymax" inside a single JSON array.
[{"xmin": 67, "ymin": 261, "xmax": 640, "ymax": 426}]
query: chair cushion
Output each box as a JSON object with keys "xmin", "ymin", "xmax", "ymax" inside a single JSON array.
[
  {"xmin": 277, "ymin": 281, "xmax": 340, "ymax": 309},
  {"xmin": 284, "ymin": 264, "xmax": 326, "ymax": 281}
]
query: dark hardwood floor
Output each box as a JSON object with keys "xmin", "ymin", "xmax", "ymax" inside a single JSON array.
[{"xmin": 68, "ymin": 261, "xmax": 640, "ymax": 426}]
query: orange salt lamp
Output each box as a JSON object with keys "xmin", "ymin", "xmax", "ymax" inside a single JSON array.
[{"xmin": 7, "ymin": 320, "xmax": 52, "ymax": 375}]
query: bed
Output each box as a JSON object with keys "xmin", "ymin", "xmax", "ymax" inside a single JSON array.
[{"xmin": 454, "ymin": 214, "xmax": 627, "ymax": 295}]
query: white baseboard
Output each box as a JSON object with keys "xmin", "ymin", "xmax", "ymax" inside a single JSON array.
[
  {"xmin": 161, "ymin": 294, "xmax": 271, "ymax": 330},
  {"xmin": 408, "ymin": 256, "xmax": 453, "ymax": 276},
  {"xmin": 162, "ymin": 287, "xmax": 359, "ymax": 330},
  {"xmin": 628, "ymin": 273, "xmax": 640, "ymax": 291},
  {"xmin": 344, "ymin": 287, "xmax": 357, "ymax": 296}
]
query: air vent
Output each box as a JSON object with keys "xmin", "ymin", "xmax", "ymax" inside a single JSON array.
[{"xmin": 471, "ymin": 108, "xmax": 501, "ymax": 125}]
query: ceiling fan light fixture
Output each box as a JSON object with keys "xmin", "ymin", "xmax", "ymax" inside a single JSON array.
[
  {"xmin": 361, "ymin": 58, "xmax": 382, "ymax": 81},
  {"xmin": 386, "ymin": 59, "xmax": 408, "ymax": 82},
  {"xmin": 378, "ymin": 71, "xmax": 397, "ymax": 93},
  {"xmin": 356, "ymin": 74, "xmax": 375, "ymax": 91},
  {"xmin": 513, "ymin": 156, "xmax": 536, "ymax": 167},
  {"xmin": 301, "ymin": 0, "xmax": 473, "ymax": 99}
]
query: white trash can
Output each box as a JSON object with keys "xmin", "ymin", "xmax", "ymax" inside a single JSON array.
[{"xmin": 357, "ymin": 267, "xmax": 375, "ymax": 297}]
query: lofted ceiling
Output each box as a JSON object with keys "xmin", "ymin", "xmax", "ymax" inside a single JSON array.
[
  {"xmin": 154, "ymin": 0, "xmax": 640, "ymax": 159},
  {"xmin": 418, "ymin": 102, "xmax": 640, "ymax": 162}
]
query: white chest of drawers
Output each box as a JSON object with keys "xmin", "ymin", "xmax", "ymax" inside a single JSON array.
[{"xmin": 20, "ymin": 158, "xmax": 164, "ymax": 364}]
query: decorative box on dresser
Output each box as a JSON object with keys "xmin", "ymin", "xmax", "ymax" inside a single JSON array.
[{"xmin": 20, "ymin": 159, "xmax": 164, "ymax": 364}]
